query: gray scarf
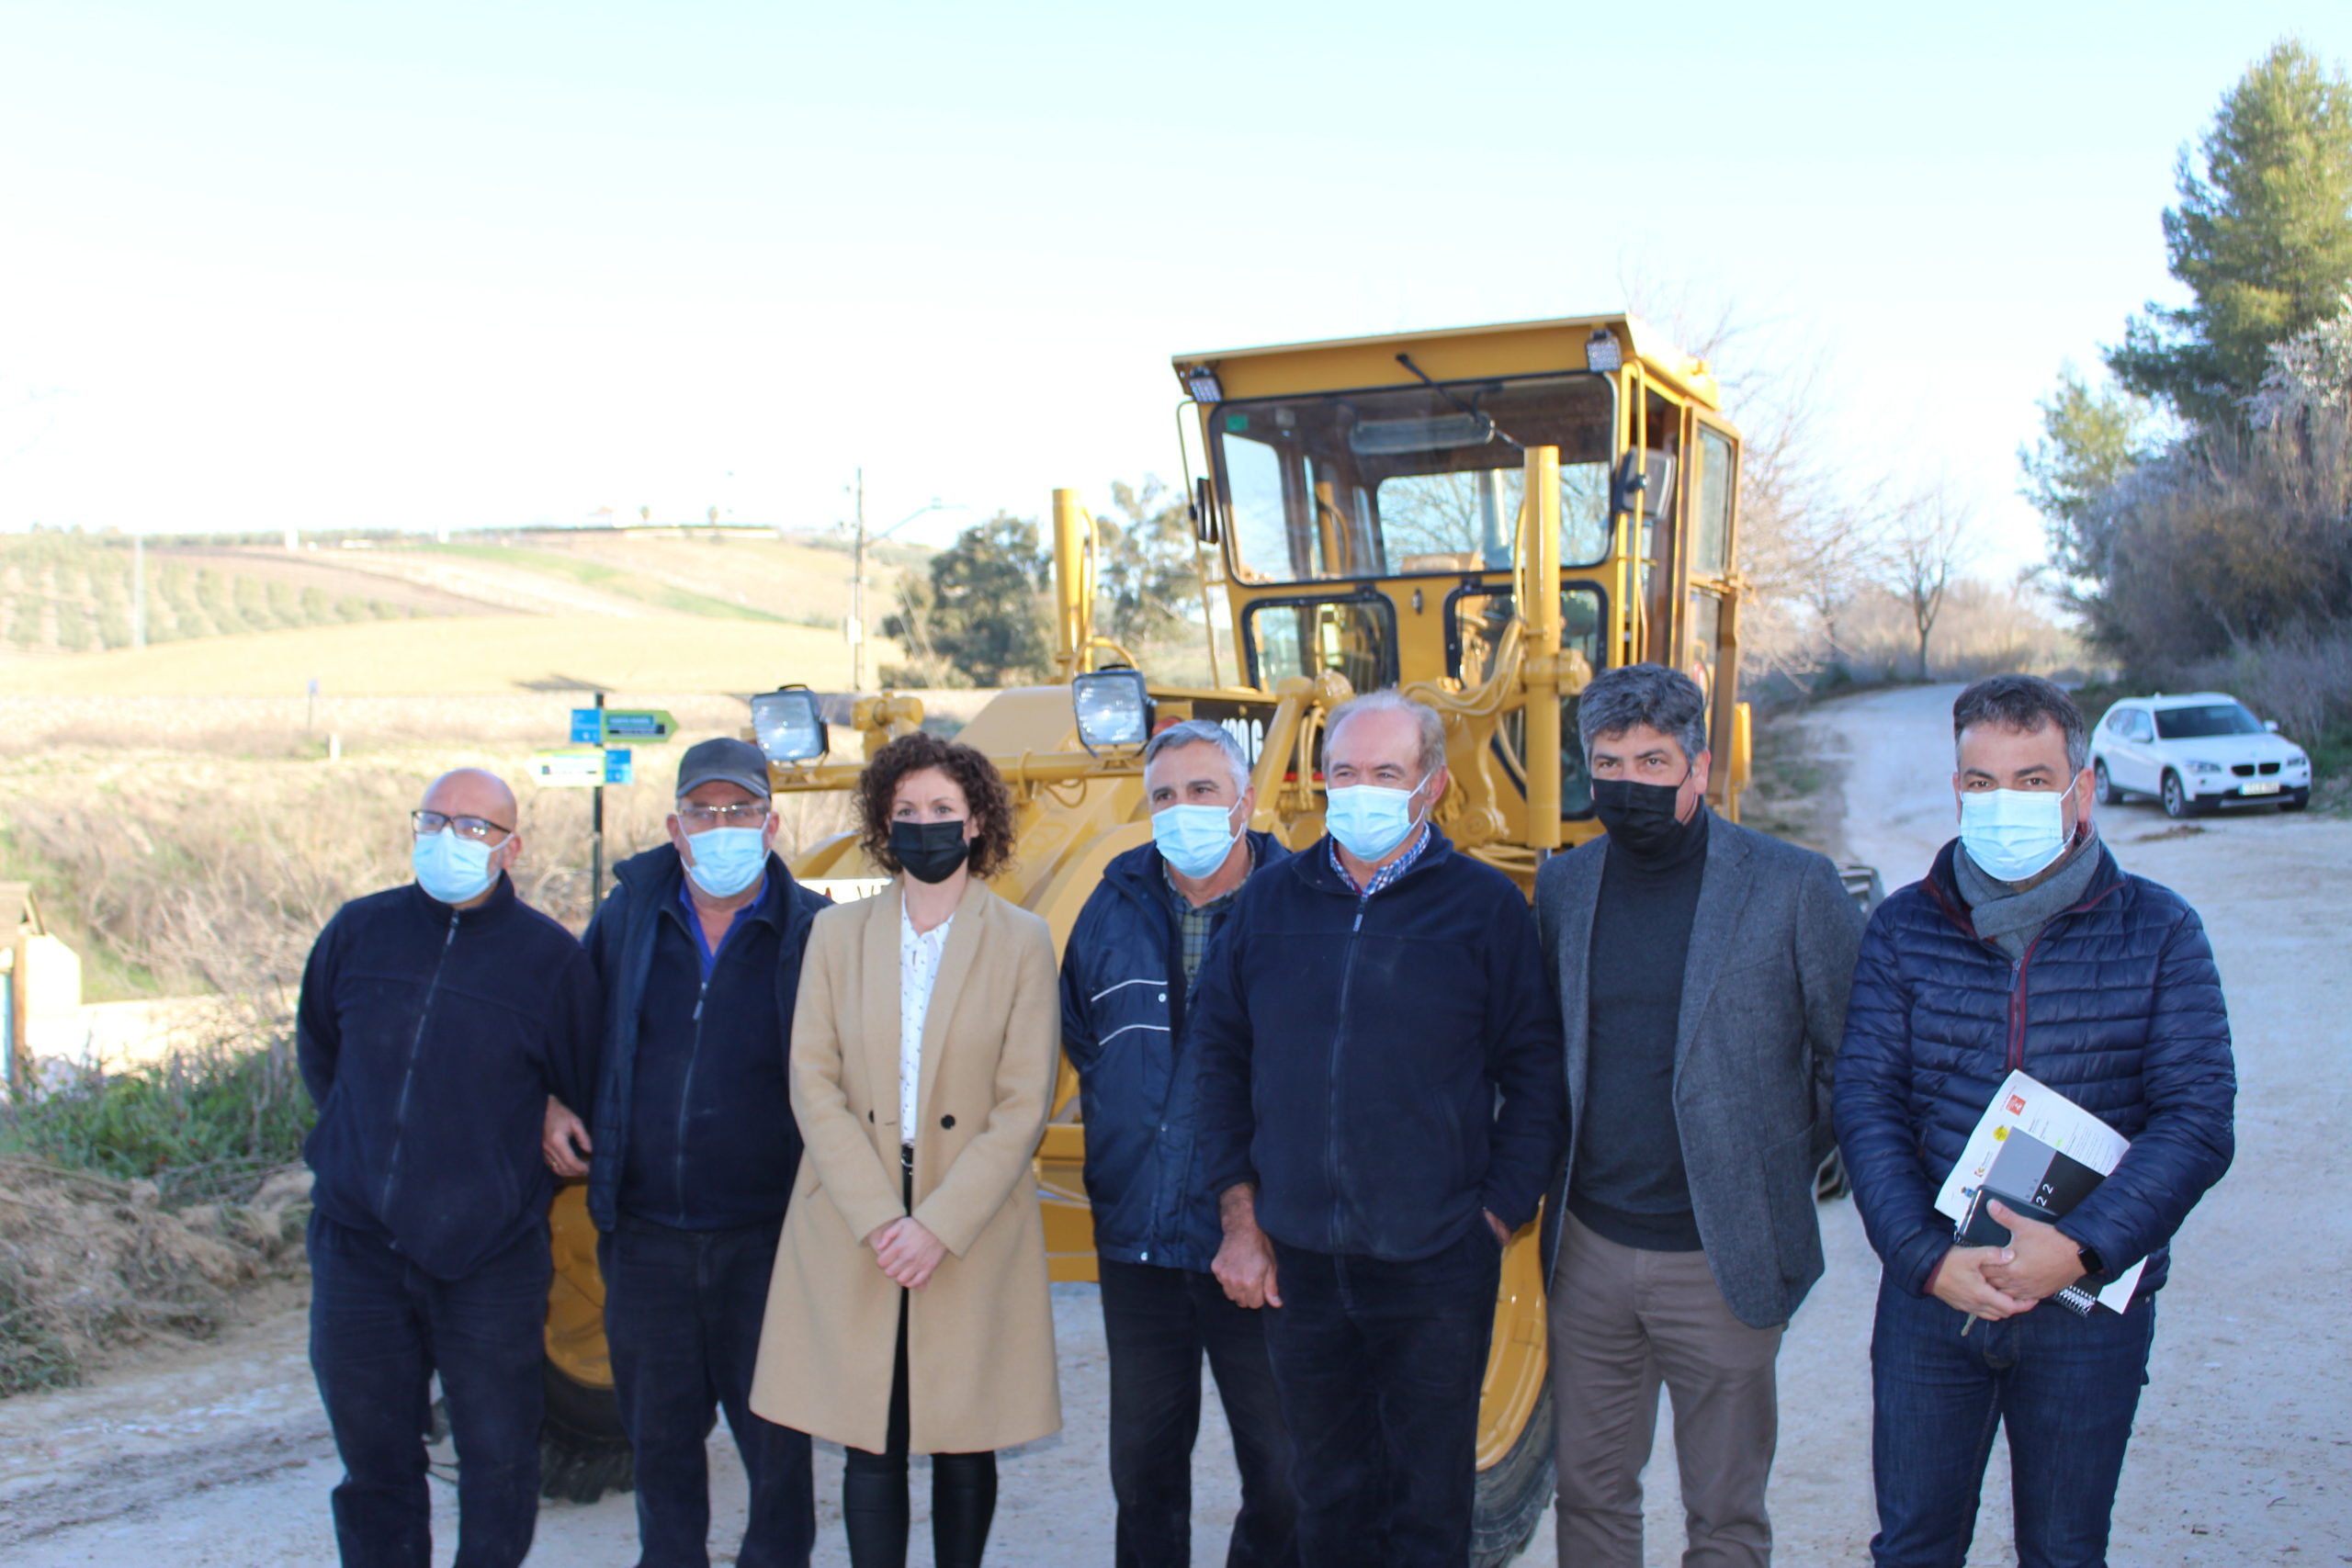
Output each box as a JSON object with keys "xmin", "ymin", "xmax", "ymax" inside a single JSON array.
[{"xmin": 1954, "ymin": 834, "xmax": 2104, "ymax": 960}]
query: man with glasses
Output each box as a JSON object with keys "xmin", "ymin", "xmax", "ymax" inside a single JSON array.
[
  {"xmin": 297, "ymin": 767, "xmax": 600, "ymax": 1568},
  {"xmin": 1532, "ymin": 663, "xmax": 1863, "ymax": 1568},
  {"xmin": 542, "ymin": 737, "xmax": 831, "ymax": 1568}
]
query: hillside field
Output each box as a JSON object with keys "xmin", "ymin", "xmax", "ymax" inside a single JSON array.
[{"xmin": 0, "ymin": 615, "xmax": 875, "ymax": 697}]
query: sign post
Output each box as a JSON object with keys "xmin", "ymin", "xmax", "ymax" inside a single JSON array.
[
  {"xmin": 549, "ymin": 697, "xmax": 673, "ymax": 917},
  {"xmin": 590, "ymin": 693, "xmax": 606, "ymax": 911}
]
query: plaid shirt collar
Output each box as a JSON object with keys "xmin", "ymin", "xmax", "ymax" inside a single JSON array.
[{"xmin": 1328, "ymin": 822, "xmax": 1431, "ymax": 897}]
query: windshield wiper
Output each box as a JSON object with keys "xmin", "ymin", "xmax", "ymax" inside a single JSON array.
[{"xmin": 1395, "ymin": 354, "xmax": 1524, "ymax": 450}]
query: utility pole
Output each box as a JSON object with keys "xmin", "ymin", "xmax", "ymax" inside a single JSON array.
[
  {"xmin": 131, "ymin": 531, "xmax": 146, "ymax": 648},
  {"xmin": 848, "ymin": 474, "xmax": 964, "ymax": 694},
  {"xmin": 850, "ymin": 468, "xmax": 866, "ymax": 693}
]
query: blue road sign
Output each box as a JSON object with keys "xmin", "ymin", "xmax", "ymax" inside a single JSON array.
[
  {"xmin": 605, "ymin": 748, "xmax": 634, "ymax": 785},
  {"xmin": 571, "ymin": 708, "xmax": 603, "ymax": 745}
]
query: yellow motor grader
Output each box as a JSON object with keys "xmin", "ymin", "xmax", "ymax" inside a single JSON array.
[{"xmin": 542, "ymin": 312, "xmax": 1753, "ymax": 1562}]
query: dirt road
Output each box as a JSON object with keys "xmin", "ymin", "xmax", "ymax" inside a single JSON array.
[{"xmin": 6, "ymin": 682, "xmax": 2347, "ymax": 1564}]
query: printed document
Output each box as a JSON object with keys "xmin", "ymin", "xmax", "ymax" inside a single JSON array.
[{"xmin": 1933, "ymin": 1069, "xmax": 2146, "ymax": 1313}]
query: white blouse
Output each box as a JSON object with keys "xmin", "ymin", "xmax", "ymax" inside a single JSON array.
[{"xmin": 898, "ymin": 906, "xmax": 954, "ymax": 1145}]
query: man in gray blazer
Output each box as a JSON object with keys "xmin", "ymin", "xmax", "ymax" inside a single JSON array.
[{"xmin": 1534, "ymin": 663, "xmax": 1864, "ymax": 1568}]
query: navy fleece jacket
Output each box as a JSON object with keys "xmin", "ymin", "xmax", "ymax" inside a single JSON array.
[
  {"xmin": 298, "ymin": 875, "xmax": 600, "ymax": 1280},
  {"xmin": 582, "ymin": 843, "xmax": 831, "ymax": 1233},
  {"xmin": 1189, "ymin": 829, "xmax": 1566, "ymax": 1261}
]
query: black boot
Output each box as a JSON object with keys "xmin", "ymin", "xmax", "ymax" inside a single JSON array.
[
  {"xmin": 842, "ymin": 1450, "xmax": 910, "ymax": 1568},
  {"xmin": 930, "ymin": 1450, "xmax": 998, "ymax": 1568}
]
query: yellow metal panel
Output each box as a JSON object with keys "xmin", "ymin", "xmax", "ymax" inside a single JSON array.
[{"xmin": 1175, "ymin": 313, "xmax": 1724, "ymax": 411}]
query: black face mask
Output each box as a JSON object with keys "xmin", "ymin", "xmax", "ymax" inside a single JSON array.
[
  {"xmin": 891, "ymin": 818, "xmax": 972, "ymax": 885},
  {"xmin": 1591, "ymin": 775, "xmax": 1696, "ymax": 860}
]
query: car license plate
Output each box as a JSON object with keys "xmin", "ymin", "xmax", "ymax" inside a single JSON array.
[{"xmin": 2241, "ymin": 781, "xmax": 2280, "ymax": 795}]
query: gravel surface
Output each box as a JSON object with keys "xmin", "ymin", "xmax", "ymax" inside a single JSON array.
[{"xmin": 5, "ymin": 682, "xmax": 2346, "ymax": 1565}]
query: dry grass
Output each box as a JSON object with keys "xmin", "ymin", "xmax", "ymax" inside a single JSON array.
[
  {"xmin": 0, "ymin": 614, "xmax": 889, "ymax": 697},
  {"xmin": 0, "ymin": 698, "xmax": 869, "ymax": 998}
]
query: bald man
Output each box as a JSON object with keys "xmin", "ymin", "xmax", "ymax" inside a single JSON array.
[{"xmin": 297, "ymin": 768, "xmax": 601, "ymax": 1568}]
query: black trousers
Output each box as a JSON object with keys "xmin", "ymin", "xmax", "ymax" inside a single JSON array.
[
  {"xmin": 1098, "ymin": 1256, "xmax": 1299, "ymax": 1568},
  {"xmin": 598, "ymin": 1213, "xmax": 815, "ymax": 1568},
  {"xmin": 840, "ymin": 1163, "xmax": 998, "ymax": 1568},
  {"xmin": 307, "ymin": 1212, "xmax": 549, "ymax": 1568},
  {"xmin": 1265, "ymin": 1228, "xmax": 1501, "ymax": 1568}
]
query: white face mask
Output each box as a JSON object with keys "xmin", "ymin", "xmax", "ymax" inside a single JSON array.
[
  {"xmin": 1959, "ymin": 780, "xmax": 2079, "ymax": 883},
  {"xmin": 1324, "ymin": 775, "xmax": 1428, "ymax": 863}
]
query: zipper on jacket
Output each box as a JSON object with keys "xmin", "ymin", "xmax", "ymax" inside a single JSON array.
[
  {"xmin": 673, "ymin": 973, "xmax": 711, "ymax": 1215},
  {"xmin": 380, "ymin": 908, "xmax": 461, "ymax": 1222},
  {"xmin": 1323, "ymin": 897, "xmax": 1369, "ymax": 1250}
]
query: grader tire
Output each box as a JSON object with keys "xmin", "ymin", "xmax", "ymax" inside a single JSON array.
[
  {"xmin": 539, "ymin": 1360, "xmax": 634, "ymax": 1503},
  {"xmin": 1472, "ymin": 1378, "xmax": 1555, "ymax": 1568}
]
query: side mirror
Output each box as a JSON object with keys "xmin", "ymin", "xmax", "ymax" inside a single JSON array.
[
  {"xmin": 1611, "ymin": 449, "xmax": 1676, "ymax": 515},
  {"xmin": 1191, "ymin": 476, "xmax": 1220, "ymax": 546},
  {"xmin": 2266, "ymin": 718, "xmax": 2280, "ymax": 733}
]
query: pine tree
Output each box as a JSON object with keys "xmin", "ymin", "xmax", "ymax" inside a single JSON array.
[{"xmin": 2107, "ymin": 39, "xmax": 2352, "ymax": 428}]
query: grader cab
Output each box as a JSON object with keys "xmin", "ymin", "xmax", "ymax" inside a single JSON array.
[{"xmin": 543, "ymin": 313, "xmax": 1750, "ymax": 1562}]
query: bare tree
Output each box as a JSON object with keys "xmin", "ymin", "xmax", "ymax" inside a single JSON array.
[
  {"xmin": 1622, "ymin": 272, "xmax": 1881, "ymax": 678},
  {"xmin": 1878, "ymin": 484, "xmax": 1980, "ymax": 680}
]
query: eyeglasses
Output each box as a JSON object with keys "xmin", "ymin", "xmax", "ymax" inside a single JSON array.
[
  {"xmin": 678, "ymin": 802, "xmax": 772, "ymax": 829},
  {"xmin": 412, "ymin": 810, "xmax": 514, "ymax": 841}
]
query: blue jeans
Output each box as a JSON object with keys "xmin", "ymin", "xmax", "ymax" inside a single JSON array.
[
  {"xmin": 1098, "ymin": 1257, "xmax": 1299, "ymax": 1568},
  {"xmin": 599, "ymin": 1213, "xmax": 815, "ymax": 1568},
  {"xmin": 1265, "ymin": 1226, "xmax": 1501, "ymax": 1568},
  {"xmin": 1869, "ymin": 1274, "xmax": 2157, "ymax": 1568},
  {"xmin": 307, "ymin": 1211, "xmax": 551, "ymax": 1568}
]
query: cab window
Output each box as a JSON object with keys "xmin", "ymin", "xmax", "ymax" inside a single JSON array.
[{"xmin": 1242, "ymin": 593, "xmax": 1398, "ymax": 695}]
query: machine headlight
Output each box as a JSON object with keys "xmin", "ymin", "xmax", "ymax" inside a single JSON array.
[
  {"xmin": 750, "ymin": 687, "xmax": 828, "ymax": 763},
  {"xmin": 1072, "ymin": 668, "xmax": 1152, "ymax": 750},
  {"xmin": 2186, "ymin": 759, "xmax": 2222, "ymax": 773},
  {"xmin": 1184, "ymin": 366, "xmax": 1224, "ymax": 404},
  {"xmin": 1586, "ymin": 328, "xmax": 1623, "ymax": 373}
]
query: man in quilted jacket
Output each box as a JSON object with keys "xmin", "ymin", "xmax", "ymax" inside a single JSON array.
[{"xmin": 1835, "ymin": 674, "xmax": 2234, "ymax": 1568}]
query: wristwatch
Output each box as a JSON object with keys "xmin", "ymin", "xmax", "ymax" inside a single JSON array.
[{"xmin": 2075, "ymin": 1243, "xmax": 2108, "ymax": 1280}]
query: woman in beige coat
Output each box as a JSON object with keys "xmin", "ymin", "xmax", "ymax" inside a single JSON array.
[{"xmin": 751, "ymin": 730, "xmax": 1060, "ymax": 1568}]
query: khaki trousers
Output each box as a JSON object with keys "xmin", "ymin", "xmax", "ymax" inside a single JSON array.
[{"xmin": 1549, "ymin": 1212, "xmax": 1783, "ymax": 1568}]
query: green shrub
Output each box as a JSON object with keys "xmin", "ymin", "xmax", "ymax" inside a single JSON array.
[
  {"xmin": 56, "ymin": 608, "xmax": 92, "ymax": 652},
  {"xmin": 0, "ymin": 1038, "xmax": 314, "ymax": 1208}
]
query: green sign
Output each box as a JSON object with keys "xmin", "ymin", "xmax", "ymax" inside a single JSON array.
[{"xmin": 598, "ymin": 708, "xmax": 677, "ymax": 743}]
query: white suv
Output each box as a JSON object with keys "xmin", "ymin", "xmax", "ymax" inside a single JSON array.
[{"xmin": 2091, "ymin": 693, "xmax": 2313, "ymax": 818}]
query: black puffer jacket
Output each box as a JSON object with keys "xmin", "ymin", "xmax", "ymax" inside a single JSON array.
[{"xmin": 1833, "ymin": 839, "xmax": 2235, "ymax": 1301}]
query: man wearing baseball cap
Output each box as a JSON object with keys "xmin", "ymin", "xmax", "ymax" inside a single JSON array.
[{"xmin": 544, "ymin": 737, "xmax": 833, "ymax": 1568}]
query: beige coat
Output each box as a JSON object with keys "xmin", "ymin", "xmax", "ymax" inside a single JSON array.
[{"xmin": 749, "ymin": 876, "xmax": 1062, "ymax": 1455}]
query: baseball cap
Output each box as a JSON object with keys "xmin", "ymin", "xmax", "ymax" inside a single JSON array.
[{"xmin": 675, "ymin": 737, "xmax": 774, "ymax": 798}]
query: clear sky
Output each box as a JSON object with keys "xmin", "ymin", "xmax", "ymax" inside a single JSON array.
[{"xmin": 6, "ymin": 2, "xmax": 2346, "ymax": 579}]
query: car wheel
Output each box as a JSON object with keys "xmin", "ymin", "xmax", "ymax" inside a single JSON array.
[
  {"xmin": 2094, "ymin": 760, "xmax": 2119, "ymax": 806},
  {"xmin": 2281, "ymin": 788, "xmax": 2310, "ymax": 813},
  {"xmin": 2161, "ymin": 772, "xmax": 2193, "ymax": 819}
]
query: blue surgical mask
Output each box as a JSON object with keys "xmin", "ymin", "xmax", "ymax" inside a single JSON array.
[
  {"xmin": 1959, "ymin": 783, "xmax": 2078, "ymax": 883},
  {"xmin": 684, "ymin": 825, "xmax": 768, "ymax": 897},
  {"xmin": 413, "ymin": 829, "xmax": 498, "ymax": 906},
  {"xmin": 1153, "ymin": 802, "xmax": 1243, "ymax": 880},
  {"xmin": 1324, "ymin": 777, "xmax": 1427, "ymax": 863}
]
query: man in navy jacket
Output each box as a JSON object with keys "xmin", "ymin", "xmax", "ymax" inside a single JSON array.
[
  {"xmin": 543, "ymin": 738, "xmax": 831, "ymax": 1568},
  {"xmin": 1835, "ymin": 675, "xmax": 2235, "ymax": 1568},
  {"xmin": 1192, "ymin": 691, "xmax": 1566, "ymax": 1568},
  {"xmin": 1062, "ymin": 718, "xmax": 1297, "ymax": 1568},
  {"xmin": 298, "ymin": 767, "xmax": 599, "ymax": 1568}
]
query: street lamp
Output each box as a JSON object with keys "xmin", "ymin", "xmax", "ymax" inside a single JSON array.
[{"xmin": 846, "ymin": 468, "xmax": 966, "ymax": 693}]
